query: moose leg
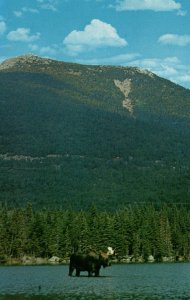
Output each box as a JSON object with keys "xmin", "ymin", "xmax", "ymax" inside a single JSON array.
[
  {"xmin": 94, "ymin": 267, "xmax": 100, "ymax": 277},
  {"xmin": 69, "ymin": 264, "xmax": 74, "ymax": 276},
  {"xmin": 76, "ymin": 269, "xmax": 80, "ymax": 277},
  {"xmin": 88, "ymin": 270, "xmax": 93, "ymax": 277}
]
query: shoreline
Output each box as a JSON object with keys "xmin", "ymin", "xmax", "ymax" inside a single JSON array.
[{"xmin": 1, "ymin": 255, "xmax": 189, "ymax": 266}]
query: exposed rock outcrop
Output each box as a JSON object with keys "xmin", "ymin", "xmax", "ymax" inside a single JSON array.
[
  {"xmin": 114, "ymin": 79, "xmax": 133, "ymax": 114},
  {"xmin": 48, "ymin": 256, "xmax": 61, "ymax": 263},
  {"xmin": 0, "ymin": 54, "xmax": 52, "ymax": 70}
]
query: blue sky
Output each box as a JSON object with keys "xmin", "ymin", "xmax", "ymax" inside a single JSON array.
[{"xmin": 0, "ymin": 0, "xmax": 190, "ymax": 88}]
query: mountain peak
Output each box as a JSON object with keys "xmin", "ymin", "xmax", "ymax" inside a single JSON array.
[{"xmin": 0, "ymin": 54, "xmax": 53, "ymax": 70}]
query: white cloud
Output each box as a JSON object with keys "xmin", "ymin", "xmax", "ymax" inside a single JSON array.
[
  {"xmin": 22, "ymin": 7, "xmax": 39, "ymax": 13},
  {"xmin": 63, "ymin": 19, "xmax": 127, "ymax": 55},
  {"xmin": 36, "ymin": 0, "xmax": 58, "ymax": 11},
  {"xmin": 7, "ymin": 28, "xmax": 41, "ymax": 42},
  {"xmin": 127, "ymin": 56, "xmax": 190, "ymax": 88},
  {"xmin": 164, "ymin": 57, "xmax": 180, "ymax": 63},
  {"xmin": 14, "ymin": 11, "xmax": 23, "ymax": 17},
  {"xmin": 29, "ymin": 44, "xmax": 58, "ymax": 56},
  {"xmin": 0, "ymin": 21, "xmax": 6, "ymax": 34},
  {"xmin": 78, "ymin": 52, "xmax": 140, "ymax": 65},
  {"xmin": 127, "ymin": 56, "xmax": 178, "ymax": 71},
  {"xmin": 178, "ymin": 74, "xmax": 190, "ymax": 83},
  {"xmin": 177, "ymin": 10, "xmax": 187, "ymax": 16},
  {"xmin": 0, "ymin": 56, "xmax": 7, "ymax": 63},
  {"xmin": 160, "ymin": 64, "xmax": 178, "ymax": 76},
  {"xmin": 14, "ymin": 7, "xmax": 39, "ymax": 17},
  {"xmin": 158, "ymin": 34, "xmax": 190, "ymax": 46},
  {"xmin": 114, "ymin": 0, "xmax": 181, "ymax": 11},
  {"xmin": 28, "ymin": 44, "xmax": 39, "ymax": 51},
  {"xmin": 39, "ymin": 46, "xmax": 57, "ymax": 55}
]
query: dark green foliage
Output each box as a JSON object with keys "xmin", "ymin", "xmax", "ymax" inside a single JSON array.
[{"xmin": 0, "ymin": 204, "xmax": 190, "ymax": 262}]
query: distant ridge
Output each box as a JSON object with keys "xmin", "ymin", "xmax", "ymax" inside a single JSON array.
[{"xmin": 0, "ymin": 54, "xmax": 54, "ymax": 70}]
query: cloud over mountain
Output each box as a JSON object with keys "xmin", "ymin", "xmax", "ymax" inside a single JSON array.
[
  {"xmin": 127, "ymin": 56, "xmax": 190, "ymax": 86},
  {"xmin": 63, "ymin": 19, "xmax": 127, "ymax": 55},
  {"xmin": 78, "ymin": 52, "xmax": 140, "ymax": 65}
]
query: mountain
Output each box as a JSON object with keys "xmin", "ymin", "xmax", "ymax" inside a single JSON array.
[{"xmin": 0, "ymin": 54, "xmax": 190, "ymax": 210}]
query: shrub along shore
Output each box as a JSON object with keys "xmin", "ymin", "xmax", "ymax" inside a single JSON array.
[{"xmin": 1, "ymin": 204, "xmax": 190, "ymax": 265}]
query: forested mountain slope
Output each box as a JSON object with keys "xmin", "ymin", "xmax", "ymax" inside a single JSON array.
[{"xmin": 0, "ymin": 54, "xmax": 190, "ymax": 209}]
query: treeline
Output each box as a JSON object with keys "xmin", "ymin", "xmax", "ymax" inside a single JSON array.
[{"xmin": 0, "ymin": 204, "xmax": 190, "ymax": 263}]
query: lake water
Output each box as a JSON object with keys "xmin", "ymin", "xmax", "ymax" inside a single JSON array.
[{"xmin": 0, "ymin": 263, "xmax": 190, "ymax": 299}]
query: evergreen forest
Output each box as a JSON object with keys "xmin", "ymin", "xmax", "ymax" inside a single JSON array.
[{"xmin": 1, "ymin": 204, "xmax": 190, "ymax": 264}]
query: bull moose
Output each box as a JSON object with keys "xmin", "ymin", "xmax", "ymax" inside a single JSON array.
[{"xmin": 69, "ymin": 247, "xmax": 114, "ymax": 277}]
